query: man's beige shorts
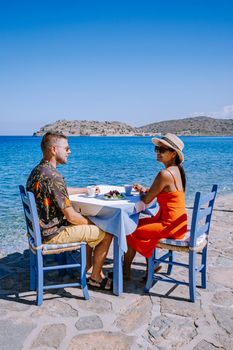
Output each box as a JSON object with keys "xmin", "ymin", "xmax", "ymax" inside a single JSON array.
[{"xmin": 46, "ymin": 223, "xmax": 105, "ymax": 248}]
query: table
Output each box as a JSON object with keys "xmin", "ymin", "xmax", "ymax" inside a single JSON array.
[{"xmin": 70, "ymin": 185, "xmax": 156, "ymax": 295}]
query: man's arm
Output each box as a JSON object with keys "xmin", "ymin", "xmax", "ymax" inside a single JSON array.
[
  {"xmin": 52, "ymin": 175, "xmax": 88, "ymax": 224},
  {"xmin": 62, "ymin": 206, "xmax": 89, "ymax": 225},
  {"xmin": 67, "ymin": 186, "xmax": 100, "ymax": 195},
  {"xmin": 67, "ymin": 187, "xmax": 88, "ymax": 195}
]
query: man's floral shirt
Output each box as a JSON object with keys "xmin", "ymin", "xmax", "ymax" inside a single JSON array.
[{"xmin": 26, "ymin": 160, "xmax": 71, "ymax": 241}]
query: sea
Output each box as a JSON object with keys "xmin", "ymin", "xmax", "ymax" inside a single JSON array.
[{"xmin": 0, "ymin": 135, "xmax": 233, "ymax": 255}]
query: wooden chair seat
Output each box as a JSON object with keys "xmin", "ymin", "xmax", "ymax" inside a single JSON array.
[{"xmin": 157, "ymin": 233, "xmax": 207, "ymax": 253}]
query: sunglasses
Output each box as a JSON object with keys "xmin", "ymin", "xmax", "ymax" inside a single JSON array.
[
  {"xmin": 154, "ymin": 146, "xmax": 174, "ymax": 153},
  {"xmin": 55, "ymin": 145, "xmax": 70, "ymax": 152}
]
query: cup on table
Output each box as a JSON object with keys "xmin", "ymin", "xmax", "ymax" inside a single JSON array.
[
  {"xmin": 87, "ymin": 186, "xmax": 96, "ymax": 197},
  {"xmin": 124, "ymin": 184, "xmax": 133, "ymax": 196}
]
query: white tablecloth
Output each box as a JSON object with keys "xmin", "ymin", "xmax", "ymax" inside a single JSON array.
[{"xmin": 70, "ymin": 185, "xmax": 156, "ymax": 252}]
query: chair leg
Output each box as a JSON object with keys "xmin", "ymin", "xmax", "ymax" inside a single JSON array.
[
  {"xmin": 80, "ymin": 244, "xmax": 89, "ymax": 300},
  {"xmin": 154, "ymin": 248, "xmax": 160, "ymax": 270},
  {"xmin": 29, "ymin": 250, "xmax": 36, "ymax": 291},
  {"xmin": 144, "ymin": 253, "xmax": 155, "ymax": 292},
  {"xmin": 167, "ymin": 250, "xmax": 174, "ymax": 275},
  {"xmin": 36, "ymin": 252, "xmax": 44, "ymax": 306},
  {"xmin": 201, "ymin": 246, "xmax": 207, "ymax": 289},
  {"xmin": 189, "ymin": 251, "xmax": 197, "ymax": 302}
]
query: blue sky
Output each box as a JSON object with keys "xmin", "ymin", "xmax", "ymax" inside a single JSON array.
[{"xmin": 1, "ymin": 0, "xmax": 233, "ymax": 135}]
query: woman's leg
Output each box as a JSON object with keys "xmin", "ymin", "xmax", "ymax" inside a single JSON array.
[{"xmin": 124, "ymin": 245, "xmax": 137, "ymax": 279}]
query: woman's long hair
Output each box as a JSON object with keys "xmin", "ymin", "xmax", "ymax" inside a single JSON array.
[{"xmin": 175, "ymin": 154, "xmax": 186, "ymax": 191}]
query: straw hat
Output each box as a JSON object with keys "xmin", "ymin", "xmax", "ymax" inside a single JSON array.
[{"xmin": 152, "ymin": 133, "xmax": 184, "ymax": 163}]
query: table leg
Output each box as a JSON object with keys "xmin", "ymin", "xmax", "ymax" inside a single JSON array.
[{"xmin": 113, "ymin": 236, "xmax": 123, "ymax": 295}]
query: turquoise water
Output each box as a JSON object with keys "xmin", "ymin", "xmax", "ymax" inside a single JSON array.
[{"xmin": 0, "ymin": 135, "xmax": 233, "ymax": 254}]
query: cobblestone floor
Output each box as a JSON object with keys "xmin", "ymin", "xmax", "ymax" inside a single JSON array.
[{"xmin": 0, "ymin": 195, "xmax": 233, "ymax": 350}]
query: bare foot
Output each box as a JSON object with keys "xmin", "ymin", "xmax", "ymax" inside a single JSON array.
[
  {"xmin": 142, "ymin": 265, "xmax": 162, "ymax": 281},
  {"xmin": 123, "ymin": 273, "xmax": 131, "ymax": 281},
  {"xmin": 154, "ymin": 265, "xmax": 162, "ymax": 273},
  {"xmin": 123, "ymin": 268, "xmax": 131, "ymax": 281}
]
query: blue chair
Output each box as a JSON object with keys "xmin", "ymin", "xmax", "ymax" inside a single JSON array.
[
  {"xmin": 19, "ymin": 185, "xmax": 89, "ymax": 305},
  {"xmin": 145, "ymin": 185, "xmax": 218, "ymax": 302}
]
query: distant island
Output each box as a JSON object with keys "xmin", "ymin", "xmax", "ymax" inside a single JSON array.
[{"xmin": 34, "ymin": 116, "xmax": 233, "ymax": 136}]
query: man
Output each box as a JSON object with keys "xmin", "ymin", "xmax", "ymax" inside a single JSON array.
[{"xmin": 27, "ymin": 131, "xmax": 112, "ymax": 290}]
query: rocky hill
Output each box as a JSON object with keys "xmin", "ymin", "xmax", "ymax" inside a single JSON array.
[
  {"xmin": 34, "ymin": 120, "xmax": 136, "ymax": 136},
  {"xmin": 34, "ymin": 116, "xmax": 233, "ymax": 136},
  {"xmin": 137, "ymin": 116, "xmax": 233, "ymax": 136}
]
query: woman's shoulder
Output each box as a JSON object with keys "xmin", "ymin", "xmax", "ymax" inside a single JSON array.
[
  {"xmin": 167, "ymin": 165, "xmax": 179, "ymax": 171},
  {"xmin": 159, "ymin": 167, "xmax": 179, "ymax": 184},
  {"xmin": 164, "ymin": 166, "xmax": 180, "ymax": 176},
  {"xmin": 159, "ymin": 167, "xmax": 177, "ymax": 176},
  {"xmin": 158, "ymin": 169, "xmax": 173, "ymax": 180}
]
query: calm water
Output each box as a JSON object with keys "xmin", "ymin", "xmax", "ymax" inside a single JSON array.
[{"xmin": 0, "ymin": 135, "xmax": 233, "ymax": 255}]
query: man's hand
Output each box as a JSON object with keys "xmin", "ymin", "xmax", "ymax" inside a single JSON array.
[
  {"xmin": 68, "ymin": 186, "xmax": 100, "ymax": 196},
  {"xmin": 95, "ymin": 186, "xmax": 100, "ymax": 195}
]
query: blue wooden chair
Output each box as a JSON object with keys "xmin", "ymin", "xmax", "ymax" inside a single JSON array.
[
  {"xmin": 19, "ymin": 185, "xmax": 89, "ymax": 305},
  {"xmin": 145, "ymin": 185, "xmax": 218, "ymax": 302}
]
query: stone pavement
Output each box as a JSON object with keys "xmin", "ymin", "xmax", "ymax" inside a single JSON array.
[{"xmin": 0, "ymin": 195, "xmax": 233, "ymax": 350}]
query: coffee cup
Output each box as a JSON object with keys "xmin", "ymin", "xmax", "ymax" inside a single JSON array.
[
  {"xmin": 87, "ymin": 186, "xmax": 96, "ymax": 197},
  {"xmin": 124, "ymin": 184, "xmax": 132, "ymax": 196}
]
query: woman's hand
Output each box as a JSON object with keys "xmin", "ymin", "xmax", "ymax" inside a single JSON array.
[{"xmin": 133, "ymin": 183, "xmax": 148, "ymax": 193}]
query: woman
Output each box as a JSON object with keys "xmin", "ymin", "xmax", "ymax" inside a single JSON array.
[{"xmin": 124, "ymin": 133, "xmax": 187, "ymax": 279}]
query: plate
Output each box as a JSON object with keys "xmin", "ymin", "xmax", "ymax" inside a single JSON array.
[{"xmin": 103, "ymin": 194, "xmax": 125, "ymax": 200}]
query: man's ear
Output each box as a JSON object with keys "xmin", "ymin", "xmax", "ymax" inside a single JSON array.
[{"xmin": 50, "ymin": 145, "xmax": 56, "ymax": 156}]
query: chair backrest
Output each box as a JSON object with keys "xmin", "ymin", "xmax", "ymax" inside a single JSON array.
[
  {"xmin": 19, "ymin": 185, "xmax": 42, "ymax": 246},
  {"xmin": 189, "ymin": 184, "xmax": 218, "ymax": 247}
]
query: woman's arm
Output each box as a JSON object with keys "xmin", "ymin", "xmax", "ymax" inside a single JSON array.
[{"xmin": 140, "ymin": 170, "xmax": 170, "ymax": 204}]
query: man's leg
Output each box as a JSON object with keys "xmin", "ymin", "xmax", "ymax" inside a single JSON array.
[
  {"xmin": 90, "ymin": 233, "xmax": 112, "ymax": 284},
  {"xmin": 86, "ymin": 245, "xmax": 106, "ymax": 278},
  {"xmin": 45, "ymin": 225, "xmax": 112, "ymax": 283},
  {"xmin": 86, "ymin": 245, "xmax": 93, "ymax": 272}
]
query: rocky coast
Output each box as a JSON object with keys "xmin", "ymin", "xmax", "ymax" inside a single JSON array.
[
  {"xmin": 33, "ymin": 116, "xmax": 233, "ymax": 136},
  {"xmin": 0, "ymin": 193, "xmax": 233, "ymax": 350}
]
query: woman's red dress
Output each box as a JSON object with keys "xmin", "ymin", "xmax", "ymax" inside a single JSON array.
[{"xmin": 126, "ymin": 189, "xmax": 187, "ymax": 258}]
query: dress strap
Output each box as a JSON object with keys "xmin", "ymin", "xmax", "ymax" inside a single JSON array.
[{"xmin": 165, "ymin": 169, "xmax": 179, "ymax": 191}]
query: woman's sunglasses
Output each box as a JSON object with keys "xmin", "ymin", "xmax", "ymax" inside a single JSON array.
[{"xmin": 154, "ymin": 146, "xmax": 174, "ymax": 154}]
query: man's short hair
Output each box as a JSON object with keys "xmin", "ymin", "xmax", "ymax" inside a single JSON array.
[{"xmin": 41, "ymin": 132, "xmax": 67, "ymax": 152}]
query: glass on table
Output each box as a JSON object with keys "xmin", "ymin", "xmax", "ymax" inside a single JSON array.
[
  {"xmin": 87, "ymin": 186, "xmax": 96, "ymax": 197},
  {"xmin": 124, "ymin": 184, "xmax": 133, "ymax": 196}
]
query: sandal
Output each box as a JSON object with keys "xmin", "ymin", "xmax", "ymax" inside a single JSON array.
[
  {"xmin": 86, "ymin": 270, "xmax": 105, "ymax": 282},
  {"xmin": 107, "ymin": 271, "xmax": 113, "ymax": 279},
  {"xmin": 88, "ymin": 277, "xmax": 113, "ymax": 291}
]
